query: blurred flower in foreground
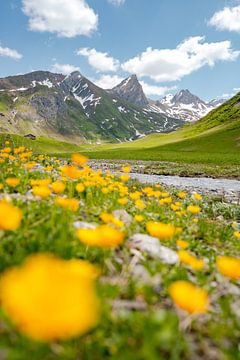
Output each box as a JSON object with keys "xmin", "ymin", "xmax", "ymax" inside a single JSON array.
[
  {"xmin": 217, "ymin": 256, "xmax": 240, "ymax": 280},
  {"xmin": 146, "ymin": 222, "xmax": 175, "ymax": 240},
  {"xmin": 0, "ymin": 201, "xmax": 22, "ymax": 230},
  {"xmin": 71, "ymin": 153, "xmax": 88, "ymax": 166},
  {"xmin": 0, "ymin": 254, "xmax": 100, "ymax": 341},
  {"xmin": 169, "ymin": 280, "xmax": 209, "ymax": 314},
  {"xmin": 77, "ymin": 225, "xmax": 124, "ymax": 248}
]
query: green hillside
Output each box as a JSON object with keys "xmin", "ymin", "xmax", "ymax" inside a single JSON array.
[{"xmin": 82, "ymin": 93, "xmax": 240, "ymax": 165}]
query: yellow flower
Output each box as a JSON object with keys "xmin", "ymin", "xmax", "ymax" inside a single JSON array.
[
  {"xmin": 216, "ymin": 256, "xmax": 240, "ymax": 280},
  {"xmin": 130, "ymin": 191, "xmax": 141, "ymax": 200},
  {"xmin": 233, "ymin": 231, "xmax": 240, "ymax": 239},
  {"xmin": 146, "ymin": 222, "xmax": 175, "ymax": 240},
  {"xmin": 120, "ymin": 174, "xmax": 130, "ymax": 182},
  {"xmin": 169, "ymin": 281, "xmax": 209, "ymax": 314},
  {"xmin": 135, "ymin": 199, "xmax": 146, "ymax": 209},
  {"xmin": 193, "ymin": 192, "xmax": 202, "ymax": 201},
  {"xmin": 76, "ymin": 183, "xmax": 85, "ymax": 193},
  {"xmin": 0, "ymin": 201, "xmax": 22, "ymax": 230},
  {"xmin": 121, "ymin": 166, "xmax": 131, "ymax": 173},
  {"xmin": 51, "ymin": 181, "xmax": 66, "ymax": 194},
  {"xmin": 178, "ymin": 250, "xmax": 205, "ymax": 270},
  {"xmin": 100, "ymin": 212, "xmax": 114, "ymax": 223},
  {"xmin": 159, "ymin": 197, "xmax": 172, "ymax": 205},
  {"xmin": 6, "ymin": 178, "xmax": 20, "ymax": 187},
  {"xmin": 0, "ymin": 184, "xmax": 3, "ymax": 191},
  {"xmin": 135, "ymin": 215, "xmax": 144, "ymax": 222},
  {"xmin": 32, "ymin": 186, "xmax": 51, "ymax": 198},
  {"xmin": 187, "ymin": 205, "xmax": 201, "ymax": 214},
  {"xmin": 60, "ymin": 165, "xmax": 82, "ymax": 179},
  {"xmin": 55, "ymin": 198, "xmax": 79, "ymax": 212},
  {"xmin": 71, "ymin": 153, "xmax": 88, "ymax": 166},
  {"xmin": 25, "ymin": 162, "xmax": 36, "ymax": 170},
  {"xmin": 118, "ymin": 197, "xmax": 128, "ymax": 205},
  {"xmin": 0, "ymin": 254, "xmax": 99, "ymax": 341},
  {"xmin": 77, "ymin": 225, "xmax": 124, "ymax": 248},
  {"xmin": 178, "ymin": 191, "xmax": 186, "ymax": 199},
  {"xmin": 177, "ymin": 240, "xmax": 189, "ymax": 249}
]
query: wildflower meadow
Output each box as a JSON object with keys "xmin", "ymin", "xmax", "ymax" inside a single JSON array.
[{"xmin": 0, "ymin": 141, "xmax": 239, "ymax": 360}]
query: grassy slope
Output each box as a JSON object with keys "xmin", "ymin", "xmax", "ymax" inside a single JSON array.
[
  {"xmin": 0, "ymin": 134, "xmax": 82, "ymax": 154},
  {"xmin": 81, "ymin": 94, "xmax": 240, "ymax": 165}
]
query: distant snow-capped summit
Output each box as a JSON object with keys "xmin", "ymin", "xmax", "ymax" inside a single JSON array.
[{"xmin": 147, "ymin": 89, "xmax": 226, "ymax": 122}]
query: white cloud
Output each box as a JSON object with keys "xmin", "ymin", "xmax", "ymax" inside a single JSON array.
[
  {"xmin": 91, "ymin": 74, "xmax": 175, "ymax": 96},
  {"xmin": 77, "ymin": 47, "xmax": 119, "ymax": 72},
  {"xmin": 93, "ymin": 74, "xmax": 124, "ymax": 89},
  {"xmin": 51, "ymin": 63, "xmax": 80, "ymax": 75},
  {"xmin": 208, "ymin": 5, "xmax": 240, "ymax": 33},
  {"xmin": 108, "ymin": 0, "xmax": 125, "ymax": 6},
  {"xmin": 122, "ymin": 36, "xmax": 239, "ymax": 82},
  {"xmin": 22, "ymin": 0, "xmax": 98, "ymax": 38},
  {"xmin": 0, "ymin": 46, "xmax": 22, "ymax": 60},
  {"xmin": 140, "ymin": 81, "xmax": 176, "ymax": 97}
]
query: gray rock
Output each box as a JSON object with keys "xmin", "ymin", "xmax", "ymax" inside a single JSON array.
[
  {"xmin": 113, "ymin": 209, "xmax": 132, "ymax": 226},
  {"xmin": 129, "ymin": 233, "xmax": 178, "ymax": 264},
  {"xmin": 73, "ymin": 221, "xmax": 97, "ymax": 229}
]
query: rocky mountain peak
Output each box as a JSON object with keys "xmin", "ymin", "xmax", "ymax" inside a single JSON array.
[
  {"xmin": 172, "ymin": 89, "xmax": 206, "ymax": 105},
  {"xmin": 110, "ymin": 74, "xmax": 148, "ymax": 107}
]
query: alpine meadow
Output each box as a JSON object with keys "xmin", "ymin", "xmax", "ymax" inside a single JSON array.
[{"xmin": 0, "ymin": 1, "xmax": 239, "ymax": 360}]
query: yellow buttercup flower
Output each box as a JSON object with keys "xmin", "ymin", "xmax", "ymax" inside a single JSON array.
[
  {"xmin": 55, "ymin": 198, "xmax": 79, "ymax": 212},
  {"xmin": 76, "ymin": 183, "xmax": 85, "ymax": 193},
  {"xmin": 178, "ymin": 250, "xmax": 205, "ymax": 270},
  {"xmin": 121, "ymin": 166, "xmax": 131, "ymax": 173},
  {"xmin": 146, "ymin": 222, "xmax": 175, "ymax": 240},
  {"xmin": 51, "ymin": 182, "xmax": 66, "ymax": 194},
  {"xmin": 0, "ymin": 254, "xmax": 100, "ymax": 341},
  {"xmin": 216, "ymin": 256, "xmax": 240, "ymax": 280},
  {"xmin": 0, "ymin": 201, "xmax": 22, "ymax": 230},
  {"xmin": 71, "ymin": 153, "xmax": 88, "ymax": 166},
  {"xmin": 118, "ymin": 197, "xmax": 128, "ymax": 205},
  {"xmin": 169, "ymin": 281, "xmax": 209, "ymax": 314},
  {"xmin": 77, "ymin": 225, "xmax": 124, "ymax": 248},
  {"xmin": 32, "ymin": 186, "xmax": 51, "ymax": 198},
  {"xmin": 120, "ymin": 174, "xmax": 130, "ymax": 182},
  {"xmin": 135, "ymin": 199, "xmax": 146, "ymax": 209},
  {"xmin": 178, "ymin": 191, "xmax": 186, "ymax": 199},
  {"xmin": 135, "ymin": 215, "xmax": 144, "ymax": 222},
  {"xmin": 193, "ymin": 192, "xmax": 202, "ymax": 201},
  {"xmin": 6, "ymin": 178, "xmax": 20, "ymax": 187},
  {"xmin": 177, "ymin": 240, "xmax": 189, "ymax": 249},
  {"xmin": 187, "ymin": 205, "xmax": 201, "ymax": 214},
  {"xmin": 233, "ymin": 231, "xmax": 240, "ymax": 239},
  {"xmin": 60, "ymin": 165, "xmax": 82, "ymax": 179}
]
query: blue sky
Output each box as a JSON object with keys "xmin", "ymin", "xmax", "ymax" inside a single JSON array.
[{"xmin": 0, "ymin": 0, "xmax": 240, "ymax": 100}]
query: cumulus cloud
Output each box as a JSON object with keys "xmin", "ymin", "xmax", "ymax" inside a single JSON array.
[
  {"xmin": 93, "ymin": 74, "xmax": 124, "ymax": 89},
  {"xmin": 91, "ymin": 74, "xmax": 175, "ymax": 96},
  {"xmin": 140, "ymin": 81, "xmax": 176, "ymax": 97},
  {"xmin": 77, "ymin": 47, "xmax": 119, "ymax": 72},
  {"xmin": 122, "ymin": 36, "xmax": 239, "ymax": 82},
  {"xmin": 208, "ymin": 5, "xmax": 240, "ymax": 33},
  {"xmin": 0, "ymin": 46, "xmax": 22, "ymax": 60},
  {"xmin": 51, "ymin": 63, "xmax": 80, "ymax": 75},
  {"xmin": 22, "ymin": 0, "xmax": 98, "ymax": 38},
  {"xmin": 108, "ymin": 0, "xmax": 125, "ymax": 6}
]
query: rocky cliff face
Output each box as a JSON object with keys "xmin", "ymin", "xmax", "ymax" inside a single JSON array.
[{"xmin": 109, "ymin": 75, "xmax": 148, "ymax": 107}]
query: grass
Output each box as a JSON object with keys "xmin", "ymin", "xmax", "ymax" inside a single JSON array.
[
  {"xmin": 81, "ymin": 121, "xmax": 240, "ymax": 165},
  {"xmin": 0, "ymin": 133, "xmax": 83, "ymax": 154},
  {"xmin": 0, "ymin": 141, "xmax": 239, "ymax": 359}
]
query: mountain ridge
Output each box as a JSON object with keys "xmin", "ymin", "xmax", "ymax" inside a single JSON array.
[{"xmin": 0, "ymin": 70, "xmax": 183, "ymax": 144}]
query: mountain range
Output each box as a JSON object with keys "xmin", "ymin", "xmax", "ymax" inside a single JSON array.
[{"xmin": 0, "ymin": 70, "xmax": 225, "ymax": 144}]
